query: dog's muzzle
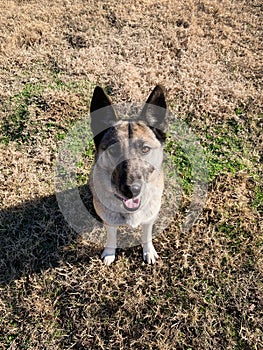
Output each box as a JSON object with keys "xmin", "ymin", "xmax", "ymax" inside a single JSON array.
[{"xmin": 114, "ymin": 182, "xmax": 142, "ymax": 212}]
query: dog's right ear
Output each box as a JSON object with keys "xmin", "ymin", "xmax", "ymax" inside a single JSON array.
[
  {"xmin": 90, "ymin": 86, "xmax": 117, "ymax": 149},
  {"xmin": 140, "ymin": 85, "xmax": 167, "ymax": 144}
]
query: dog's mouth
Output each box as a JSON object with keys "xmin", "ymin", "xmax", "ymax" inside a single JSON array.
[
  {"xmin": 115, "ymin": 194, "xmax": 141, "ymax": 212},
  {"xmin": 123, "ymin": 197, "xmax": 141, "ymax": 211}
]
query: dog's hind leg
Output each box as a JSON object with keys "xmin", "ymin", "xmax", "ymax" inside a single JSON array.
[
  {"xmin": 101, "ymin": 225, "xmax": 117, "ymax": 266},
  {"xmin": 142, "ymin": 222, "xmax": 159, "ymax": 264}
]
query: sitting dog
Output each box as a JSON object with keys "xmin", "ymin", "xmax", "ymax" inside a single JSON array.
[{"xmin": 89, "ymin": 85, "xmax": 167, "ymax": 265}]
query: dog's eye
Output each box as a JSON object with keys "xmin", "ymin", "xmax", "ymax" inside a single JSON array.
[
  {"xmin": 108, "ymin": 145, "xmax": 120, "ymax": 157},
  {"xmin": 141, "ymin": 145, "xmax": 151, "ymax": 154}
]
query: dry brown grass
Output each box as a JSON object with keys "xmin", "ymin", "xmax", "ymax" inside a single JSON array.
[{"xmin": 0, "ymin": 0, "xmax": 262, "ymax": 349}]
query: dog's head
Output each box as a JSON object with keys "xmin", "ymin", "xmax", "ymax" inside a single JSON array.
[{"xmin": 90, "ymin": 86, "xmax": 167, "ymax": 212}]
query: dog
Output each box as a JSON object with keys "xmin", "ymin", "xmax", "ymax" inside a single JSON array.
[{"xmin": 89, "ymin": 85, "xmax": 167, "ymax": 265}]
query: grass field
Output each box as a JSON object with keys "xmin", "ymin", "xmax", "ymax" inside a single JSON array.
[{"xmin": 0, "ymin": 0, "xmax": 262, "ymax": 349}]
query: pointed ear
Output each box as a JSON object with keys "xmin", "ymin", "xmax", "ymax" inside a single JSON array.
[
  {"xmin": 140, "ymin": 85, "xmax": 167, "ymax": 143},
  {"xmin": 90, "ymin": 86, "xmax": 117, "ymax": 149}
]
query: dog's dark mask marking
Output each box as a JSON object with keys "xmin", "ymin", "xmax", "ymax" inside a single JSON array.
[
  {"xmin": 93, "ymin": 127, "xmax": 116, "ymax": 152},
  {"xmin": 111, "ymin": 158, "xmax": 154, "ymax": 199},
  {"xmin": 99, "ymin": 122, "xmax": 154, "ymax": 199}
]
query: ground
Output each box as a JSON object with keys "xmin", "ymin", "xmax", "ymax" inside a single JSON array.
[{"xmin": 0, "ymin": 0, "xmax": 262, "ymax": 349}]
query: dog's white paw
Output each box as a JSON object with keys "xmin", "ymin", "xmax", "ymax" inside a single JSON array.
[
  {"xmin": 101, "ymin": 248, "xmax": 116, "ymax": 266},
  {"xmin": 143, "ymin": 243, "xmax": 159, "ymax": 264}
]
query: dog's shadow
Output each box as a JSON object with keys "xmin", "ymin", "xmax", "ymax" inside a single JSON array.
[
  {"xmin": 1, "ymin": 180, "xmax": 180, "ymax": 284},
  {"xmin": 0, "ymin": 184, "xmax": 103, "ymax": 284}
]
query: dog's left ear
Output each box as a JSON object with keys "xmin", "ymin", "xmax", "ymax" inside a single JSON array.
[
  {"xmin": 90, "ymin": 86, "xmax": 117, "ymax": 149},
  {"xmin": 140, "ymin": 85, "xmax": 167, "ymax": 143}
]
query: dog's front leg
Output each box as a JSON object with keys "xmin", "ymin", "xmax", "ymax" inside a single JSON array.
[
  {"xmin": 101, "ymin": 225, "xmax": 117, "ymax": 266},
  {"xmin": 142, "ymin": 222, "xmax": 159, "ymax": 264}
]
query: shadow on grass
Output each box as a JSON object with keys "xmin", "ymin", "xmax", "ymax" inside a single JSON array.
[{"xmin": 0, "ymin": 185, "xmax": 102, "ymax": 284}]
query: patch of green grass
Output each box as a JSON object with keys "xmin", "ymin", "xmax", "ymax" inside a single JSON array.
[
  {"xmin": 202, "ymin": 118, "xmax": 252, "ymax": 179},
  {"xmin": 1, "ymin": 73, "xmax": 95, "ymax": 145},
  {"xmin": 82, "ymin": 139, "xmax": 95, "ymax": 158},
  {"xmin": 252, "ymin": 186, "xmax": 263, "ymax": 214},
  {"xmin": 76, "ymin": 172, "xmax": 89, "ymax": 185},
  {"xmin": 175, "ymin": 111, "xmax": 261, "ymax": 183},
  {"xmin": 56, "ymin": 125, "xmax": 95, "ymax": 190},
  {"xmin": 165, "ymin": 121, "xmax": 209, "ymax": 197},
  {"xmin": 0, "ymin": 82, "xmax": 44, "ymax": 144},
  {"xmin": 47, "ymin": 76, "xmax": 95, "ymax": 96},
  {"xmin": 234, "ymin": 104, "xmax": 247, "ymax": 117},
  {"xmin": 56, "ymin": 132, "xmax": 66, "ymax": 141},
  {"xmin": 3, "ymin": 333, "xmax": 19, "ymax": 348},
  {"xmin": 165, "ymin": 137, "xmax": 193, "ymax": 195},
  {"xmin": 218, "ymin": 221, "xmax": 237, "ymax": 238}
]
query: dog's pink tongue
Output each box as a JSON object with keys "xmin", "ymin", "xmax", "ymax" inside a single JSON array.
[{"xmin": 123, "ymin": 197, "xmax": 140, "ymax": 209}]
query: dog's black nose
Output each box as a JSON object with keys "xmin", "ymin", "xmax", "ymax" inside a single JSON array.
[
  {"xmin": 129, "ymin": 183, "xmax": 141, "ymax": 198},
  {"xmin": 120, "ymin": 183, "xmax": 141, "ymax": 199}
]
